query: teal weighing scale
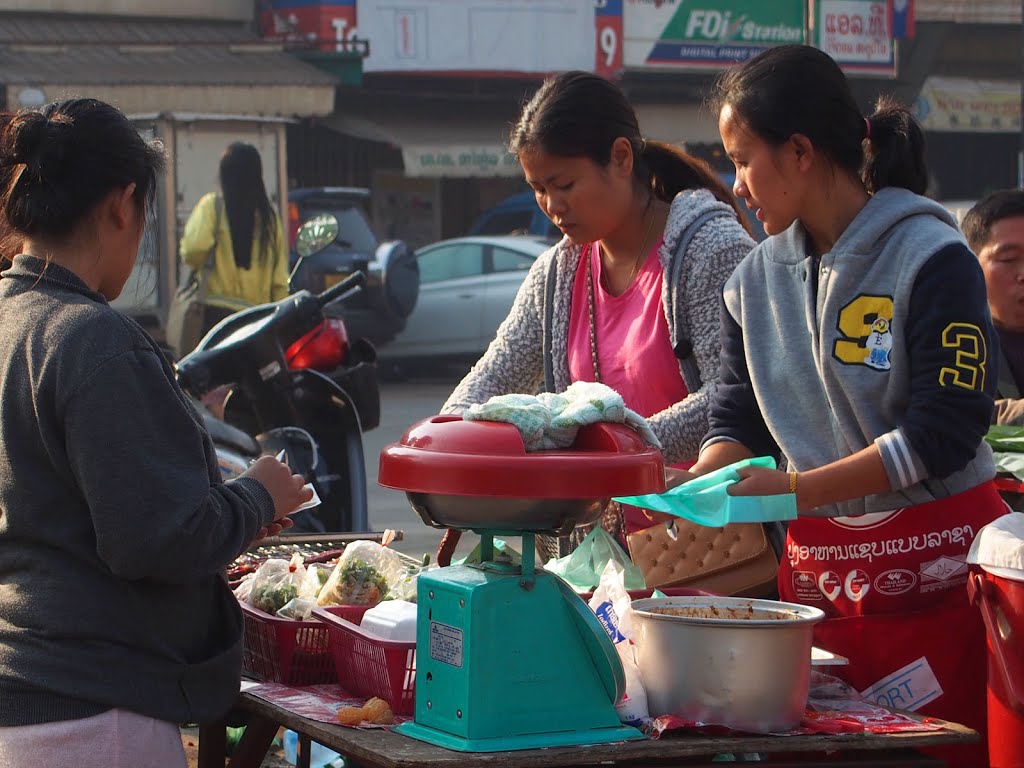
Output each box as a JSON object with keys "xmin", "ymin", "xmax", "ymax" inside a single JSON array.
[{"xmin": 378, "ymin": 415, "xmax": 665, "ymax": 752}]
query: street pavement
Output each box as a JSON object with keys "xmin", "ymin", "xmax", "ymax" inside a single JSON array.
[{"xmin": 361, "ymin": 369, "xmax": 522, "ymax": 563}]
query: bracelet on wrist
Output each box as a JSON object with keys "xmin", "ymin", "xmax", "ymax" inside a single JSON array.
[{"xmin": 788, "ymin": 470, "xmax": 798, "ymax": 495}]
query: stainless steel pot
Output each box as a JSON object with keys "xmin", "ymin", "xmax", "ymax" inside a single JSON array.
[{"xmin": 631, "ymin": 596, "xmax": 825, "ymax": 732}]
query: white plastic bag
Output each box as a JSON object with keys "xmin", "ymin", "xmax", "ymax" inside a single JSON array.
[{"xmin": 588, "ymin": 561, "xmax": 649, "ymax": 726}]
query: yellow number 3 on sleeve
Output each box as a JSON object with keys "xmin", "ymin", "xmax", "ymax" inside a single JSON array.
[{"xmin": 939, "ymin": 323, "xmax": 987, "ymax": 391}]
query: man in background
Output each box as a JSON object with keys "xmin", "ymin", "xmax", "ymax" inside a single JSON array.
[{"xmin": 963, "ymin": 190, "xmax": 1024, "ymax": 425}]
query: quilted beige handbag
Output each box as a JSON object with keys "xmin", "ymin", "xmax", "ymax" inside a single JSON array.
[{"xmin": 626, "ymin": 520, "xmax": 779, "ymax": 598}]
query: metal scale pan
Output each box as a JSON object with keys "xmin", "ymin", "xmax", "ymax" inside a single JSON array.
[{"xmin": 380, "ymin": 415, "xmax": 665, "ymax": 534}]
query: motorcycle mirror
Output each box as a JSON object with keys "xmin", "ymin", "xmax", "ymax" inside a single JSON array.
[{"xmin": 295, "ymin": 213, "xmax": 340, "ymax": 258}]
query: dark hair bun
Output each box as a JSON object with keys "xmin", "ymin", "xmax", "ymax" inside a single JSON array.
[
  {"xmin": 6, "ymin": 111, "xmax": 72, "ymax": 179},
  {"xmin": 0, "ymin": 99, "xmax": 164, "ymax": 239}
]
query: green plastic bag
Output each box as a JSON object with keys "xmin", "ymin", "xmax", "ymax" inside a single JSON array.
[
  {"xmin": 456, "ymin": 538, "xmax": 522, "ymax": 566},
  {"xmin": 994, "ymin": 452, "xmax": 1024, "ymax": 482},
  {"xmin": 543, "ymin": 527, "xmax": 646, "ymax": 592},
  {"xmin": 614, "ymin": 456, "xmax": 797, "ymax": 526}
]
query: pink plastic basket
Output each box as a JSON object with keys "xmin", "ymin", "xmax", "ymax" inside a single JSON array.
[
  {"xmin": 312, "ymin": 605, "xmax": 416, "ymax": 715},
  {"xmin": 239, "ymin": 601, "xmax": 336, "ymax": 686}
]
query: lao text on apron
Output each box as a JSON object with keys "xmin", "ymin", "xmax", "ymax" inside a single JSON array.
[{"xmin": 779, "ymin": 481, "xmax": 1006, "ymax": 768}]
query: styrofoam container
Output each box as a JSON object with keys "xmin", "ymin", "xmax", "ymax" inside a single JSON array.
[{"xmin": 359, "ymin": 600, "xmax": 418, "ymax": 642}]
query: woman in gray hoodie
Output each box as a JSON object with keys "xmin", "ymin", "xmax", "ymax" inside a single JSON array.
[{"xmin": 693, "ymin": 45, "xmax": 1004, "ymax": 767}]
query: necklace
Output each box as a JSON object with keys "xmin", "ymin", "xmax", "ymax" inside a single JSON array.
[{"xmin": 585, "ymin": 205, "xmax": 658, "ymax": 383}]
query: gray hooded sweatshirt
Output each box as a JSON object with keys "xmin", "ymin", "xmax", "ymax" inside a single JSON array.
[{"xmin": 705, "ymin": 188, "xmax": 996, "ymax": 518}]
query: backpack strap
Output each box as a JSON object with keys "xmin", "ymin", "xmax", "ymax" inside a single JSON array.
[
  {"xmin": 542, "ymin": 250, "xmax": 559, "ymax": 393},
  {"xmin": 668, "ymin": 208, "xmax": 733, "ymax": 389},
  {"xmin": 196, "ymin": 195, "xmax": 222, "ymax": 289}
]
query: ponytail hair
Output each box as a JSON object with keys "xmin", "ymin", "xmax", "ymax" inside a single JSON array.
[
  {"xmin": 714, "ymin": 44, "xmax": 928, "ymax": 195},
  {"xmin": 862, "ymin": 95, "xmax": 927, "ymax": 195},
  {"xmin": 511, "ymin": 70, "xmax": 750, "ymax": 234},
  {"xmin": 641, "ymin": 140, "xmax": 750, "ymax": 233},
  {"xmin": 0, "ymin": 99, "xmax": 163, "ymax": 241}
]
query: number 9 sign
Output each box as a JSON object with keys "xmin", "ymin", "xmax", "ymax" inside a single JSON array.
[{"xmin": 595, "ymin": 0, "xmax": 623, "ymax": 79}]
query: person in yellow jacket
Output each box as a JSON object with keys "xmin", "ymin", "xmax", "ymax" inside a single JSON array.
[{"xmin": 179, "ymin": 142, "xmax": 290, "ymax": 336}]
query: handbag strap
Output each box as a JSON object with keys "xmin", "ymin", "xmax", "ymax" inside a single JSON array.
[{"xmin": 191, "ymin": 196, "xmax": 221, "ymax": 302}]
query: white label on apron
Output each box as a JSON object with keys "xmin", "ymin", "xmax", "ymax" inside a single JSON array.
[
  {"xmin": 429, "ymin": 621, "xmax": 464, "ymax": 668},
  {"xmin": 859, "ymin": 656, "xmax": 943, "ymax": 712}
]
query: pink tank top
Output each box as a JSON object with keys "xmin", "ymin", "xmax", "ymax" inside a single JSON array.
[
  {"xmin": 568, "ymin": 238, "xmax": 688, "ymax": 418},
  {"xmin": 568, "ymin": 239, "xmax": 691, "ymax": 535}
]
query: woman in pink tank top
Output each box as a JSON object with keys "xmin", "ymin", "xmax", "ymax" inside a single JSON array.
[{"xmin": 443, "ymin": 72, "xmax": 757, "ymax": 552}]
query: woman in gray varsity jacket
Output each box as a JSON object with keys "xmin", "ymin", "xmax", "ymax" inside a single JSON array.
[
  {"xmin": 442, "ymin": 72, "xmax": 755, "ymax": 555},
  {"xmin": 694, "ymin": 45, "xmax": 1005, "ymax": 767}
]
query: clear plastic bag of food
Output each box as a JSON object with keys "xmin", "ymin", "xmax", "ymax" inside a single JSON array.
[
  {"xmin": 316, "ymin": 541, "xmax": 405, "ymax": 607},
  {"xmin": 276, "ymin": 596, "xmax": 319, "ymax": 621},
  {"xmin": 233, "ymin": 572, "xmax": 257, "ymax": 604},
  {"xmin": 388, "ymin": 556, "xmax": 438, "ymax": 603},
  {"xmin": 248, "ymin": 553, "xmax": 306, "ymax": 615},
  {"xmin": 300, "ymin": 563, "xmax": 333, "ymax": 601}
]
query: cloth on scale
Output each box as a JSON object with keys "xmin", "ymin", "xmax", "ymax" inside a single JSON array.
[{"xmin": 464, "ymin": 381, "xmax": 660, "ymax": 452}]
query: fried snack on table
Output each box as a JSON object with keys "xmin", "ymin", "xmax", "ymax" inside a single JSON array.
[
  {"xmin": 362, "ymin": 697, "xmax": 394, "ymax": 724},
  {"xmin": 335, "ymin": 697, "xmax": 394, "ymax": 726},
  {"xmin": 335, "ymin": 706, "xmax": 367, "ymax": 726}
]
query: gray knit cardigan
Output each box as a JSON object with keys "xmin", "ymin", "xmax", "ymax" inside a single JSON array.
[{"xmin": 442, "ymin": 189, "xmax": 755, "ymax": 464}]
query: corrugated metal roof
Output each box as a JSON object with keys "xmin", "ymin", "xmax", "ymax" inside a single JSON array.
[
  {"xmin": 0, "ymin": 45, "xmax": 337, "ymax": 86},
  {"xmin": 916, "ymin": 0, "xmax": 1022, "ymax": 23},
  {"xmin": 0, "ymin": 14, "xmax": 253, "ymax": 44},
  {"xmin": 0, "ymin": 14, "xmax": 338, "ymax": 87}
]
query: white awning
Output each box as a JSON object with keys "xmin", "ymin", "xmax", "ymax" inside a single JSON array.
[{"xmin": 9, "ymin": 83, "xmax": 334, "ymax": 118}]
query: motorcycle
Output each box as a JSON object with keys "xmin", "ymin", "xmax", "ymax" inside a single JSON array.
[{"xmin": 175, "ymin": 214, "xmax": 418, "ymax": 533}]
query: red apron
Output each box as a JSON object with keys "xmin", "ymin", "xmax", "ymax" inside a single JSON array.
[{"xmin": 779, "ymin": 482, "xmax": 1007, "ymax": 768}]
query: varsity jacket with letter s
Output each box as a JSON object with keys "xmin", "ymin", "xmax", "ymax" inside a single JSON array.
[{"xmin": 705, "ymin": 187, "xmax": 997, "ymax": 518}]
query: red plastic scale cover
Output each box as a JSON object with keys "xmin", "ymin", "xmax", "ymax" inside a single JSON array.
[{"xmin": 378, "ymin": 415, "xmax": 665, "ymax": 499}]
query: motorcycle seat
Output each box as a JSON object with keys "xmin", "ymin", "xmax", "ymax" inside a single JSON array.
[{"xmin": 193, "ymin": 401, "xmax": 261, "ymax": 457}]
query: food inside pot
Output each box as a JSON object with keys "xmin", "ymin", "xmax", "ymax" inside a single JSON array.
[{"xmin": 650, "ymin": 604, "xmax": 800, "ymax": 621}]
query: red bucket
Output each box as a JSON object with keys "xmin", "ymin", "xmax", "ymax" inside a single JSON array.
[{"xmin": 969, "ymin": 567, "xmax": 1024, "ymax": 768}]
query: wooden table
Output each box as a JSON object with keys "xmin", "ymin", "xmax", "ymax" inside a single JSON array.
[{"xmin": 198, "ymin": 691, "xmax": 976, "ymax": 768}]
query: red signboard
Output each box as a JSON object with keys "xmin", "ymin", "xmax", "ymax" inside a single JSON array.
[
  {"xmin": 595, "ymin": 0, "xmax": 624, "ymax": 79},
  {"xmin": 260, "ymin": 0, "xmax": 358, "ymax": 52}
]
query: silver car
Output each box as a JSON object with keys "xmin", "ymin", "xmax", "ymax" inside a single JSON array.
[{"xmin": 380, "ymin": 235, "xmax": 551, "ymax": 367}]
